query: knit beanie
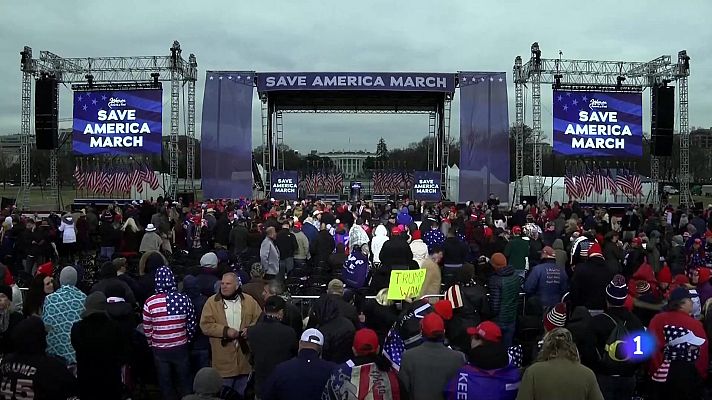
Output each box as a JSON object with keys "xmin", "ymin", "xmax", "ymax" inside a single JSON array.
[
  {"xmin": 588, "ymin": 242, "xmax": 604, "ymax": 259},
  {"xmin": 0, "ymin": 285, "xmax": 12, "ymax": 301},
  {"xmin": 445, "ymin": 285, "xmax": 463, "ymax": 309},
  {"xmin": 605, "ymin": 274, "xmax": 628, "ymax": 306},
  {"xmin": 59, "ymin": 266, "xmax": 77, "ymax": 286},
  {"xmin": 635, "ymin": 280, "xmax": 651, "ymax": 296},
  {"xmin": 200, "ymin": 252, "xmax": 219, "ymax": 269},
  {"xmin": 193, "ymin": 367, "xmax": 222, "ymax": 396},
  {"xmin": 81, "ymin": 292, "xmax": 107, "ymax": 318},
  {"xmin": 490, "ymin": 253, "xmax": 507, "ymax": 270},
  {"xmin": 543, "ymin": 303, "xmax": 567, "ymax": 332},
  {"xmin": 657, "ymin": 265, "xmax": 673, "ymax": 284},
  {"xmin": 433, "ymin": 300, "xmax": 453, "ymax": 321}
]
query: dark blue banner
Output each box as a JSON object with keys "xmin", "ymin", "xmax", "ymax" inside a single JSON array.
[
  {"xmin": 412, "ymin": 171, "xmax": 441, "ymax": 201},
  {"xmin": 553, "ymin": 90, "xmax": 642, "ymax": 157},
  {"xmin": 201, "ymin": 71, "xmax": 254, "ymax": 198},
  {"xmin": 256, "ymin": 72, "xmax": 456, "ymax": 93},
  {"xmin": 459, "ymin": 72, "xmax": 510, "ymax": 202},
  {"xmin": 271, "ymin": 170, "xmax": 298, "ymax": 200},
  {"xmin": 72, "ymin": 89, "xmax": 162, "ymax": 155}
]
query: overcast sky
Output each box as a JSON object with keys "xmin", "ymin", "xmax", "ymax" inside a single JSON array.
[{"xmin": 1, "ymin": 0, "xmax": 711, "ymax": 154}]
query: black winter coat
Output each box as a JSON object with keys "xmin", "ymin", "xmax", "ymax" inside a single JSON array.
[
  {"xmin": 443, "ymin": 237, "xmax": 468, "ymax": 265},
  {"xmin": 247, "ymin": 317, "xmax": 297, "ymax": 396},
  {"xmin": 308, "ymin": 295, "xmax": 355, "ymax": 364},
  {"xmin": 446, "ymin": 283, "xmax": 490, "ymax": 352},
  {"xmin": 71, "ymin": 313, "xmax": 129, "ymax": 400},
  {"xmin": 569, "ymin": 257, "xmax": 614, "ymax": 311},
  {"xmin": 213, "ymin": 216, "xmax": 231, "ymax": 246},
  {"xmin": 311, "ymin": 231, "xmax": 336, "ymax": 265}
]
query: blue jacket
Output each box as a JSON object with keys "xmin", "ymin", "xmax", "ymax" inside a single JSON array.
[
  {"xmin": 444, "ymin": 363, "xmax": 521, "ymax": 400},
  {"xmin": 523, "ymin": 259, "xmax": 568, "ymax": 308},
  {"xmin": 302, "ymin": 223, "xmax": 318, "ymax": 244},
  {"xmin": 262, "ymin": 349, "xmax": 336, "ymax": 400},
  {"xmin": 342, "ymin": 248, "xmax": 369, "ymax": 290}
]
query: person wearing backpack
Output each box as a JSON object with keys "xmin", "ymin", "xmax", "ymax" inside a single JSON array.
[{"xmin": 590, "ymin": 274, "xmax": 644, "ymax": 400}]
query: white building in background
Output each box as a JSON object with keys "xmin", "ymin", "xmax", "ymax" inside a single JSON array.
[{"xmin": 316, "ymin": 150, "xmax": 374, "ymax": 179}]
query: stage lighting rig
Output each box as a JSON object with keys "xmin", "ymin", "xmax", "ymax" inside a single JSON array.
[
  {"xmin": 85, "ymin": 74, "xmax": 94, "ymax": 88},
  {"xmin": 616, "ymin": 75, "xmax": 626, "ymax": 90},
  {"xmin": 151, "ymin": 73, "xmax": 160, "ymax": 87},
  {"xmin": 554, "ymin": 74, "xmax": 563, "ymax": 89}
]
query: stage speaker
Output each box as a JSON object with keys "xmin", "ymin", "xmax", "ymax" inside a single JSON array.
[
  {"xmin": 651, "ymin": 85, "xmax": 674, "ymax": 157},
  {"xmin": 35, "ymin": 75, "xmax": 59, "ymax": 150}
]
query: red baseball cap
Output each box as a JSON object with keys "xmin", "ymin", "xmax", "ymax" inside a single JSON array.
[
  {"xmin": 421, "ymin": 313, "xmax": 445, "ymax": 338},
  {"xmin": 512, "ymin": 226, "xmax": 522, "ymax": 235},
  {"xmin": 466, "ymin": 321, "xmax": 502, "ymax": 343},
  {"xmin": 293, "ymin": 221, "xmax": 302, "ymax": 229},
  {"xmin": 411, "ymin": 230, "xmax": 421, "ymax": 241},
  {"xmin": 353, "ymin": 328, "xmax": 379, "ymax": 355},
  {"xmin": 632, "ymin": 237, "xmax": 642, "ymax": 246},
  {"xmin": 695, "ymin": 238, "xmax": 702, "ymax": 245},
  {"xmin": 391, "ymin": 226, "xmax": 402, "ymax": 236}
]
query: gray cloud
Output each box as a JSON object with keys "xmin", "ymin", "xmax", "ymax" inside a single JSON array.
[{"xmin": 1, "ymin": 0, "xmax": 711, "ymax": 154}]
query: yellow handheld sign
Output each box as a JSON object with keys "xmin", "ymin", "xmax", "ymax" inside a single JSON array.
[{"xmin": 387, "ymin": 269, "xmax": 427, "ymax": 300}]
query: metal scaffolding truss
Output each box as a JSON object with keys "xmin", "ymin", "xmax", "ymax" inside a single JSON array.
[
  {"xmin": 512, "ymin": 43, "xmax": 692, "ymax": 207},
  {"xmin": 18, "ymin": 41, "xmax": 197, "ymax": 209}
]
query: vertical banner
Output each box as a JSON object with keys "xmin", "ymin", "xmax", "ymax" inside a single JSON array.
[
  {"xmin": 412, "ymin": 171, "xmax": 441, "ymax": 201},
  {"xmin": 459, "ymin": 72, "xmax": 510, "ymax": 202},
  {"xmin": 201, "ymin": 71, "xmax": 254, "ymax": 198},
  {"xmin": 270, "ymin": 170, "xmax": 299, "ymax": 200}
]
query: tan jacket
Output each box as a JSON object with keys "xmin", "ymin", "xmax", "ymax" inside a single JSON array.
[
  {"xmin": 419, "ymin": 258, "xmax": 442, "ymax": 302},
  {"xmin": 200, "ymin": 292, "xmax": 261, "ymax": 377}
]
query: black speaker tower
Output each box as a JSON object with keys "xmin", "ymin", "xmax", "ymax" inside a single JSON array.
[
  {"xmin": 651, "ymin": 85, "xmax": 674, "ymax": 157},
  {"xmin": 35, "ymin": 73, "xmax": 59, "ymax": 150}
]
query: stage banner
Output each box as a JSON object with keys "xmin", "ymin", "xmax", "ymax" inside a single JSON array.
[
  {"xmin": 553, "ymin": 90, "xmax": 642, "ymax": 157},
  {"xmin": 72, "ymin": 89, "xmax": 162, "ymax": 155},
  {"xmin": 271, "ymin": 170, "xmax": 298, "ymax": 200},
  {"xmin": 255, "ymin": 72, "xmax": 456, "ymax": 93},
  {"xmin": 412, "ymin": 171, "xmax": 441, "ymax": 201},
  {"xmin": 201, "ymin": 71, "xmax": 254, "ymax": 198},
  {"xmin": 459, "ymin": 72, "xmax": 510, "ymax": 202}
]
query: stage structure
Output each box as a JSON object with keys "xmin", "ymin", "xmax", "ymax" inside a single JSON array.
[
  {"xmin": 201, "ymin": 71, "xmax": 511, "ymax": 202},
  {"xmin": 18, "ymin": 41, "xmax": 197, "ymax": 210},
  {"xmin": 513, "ymin": 43, "xmax": 692, "ymax": 207}
]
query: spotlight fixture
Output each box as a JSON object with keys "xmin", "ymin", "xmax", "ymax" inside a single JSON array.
[
  {"xmin": 151, "ymin": 72, "xmax": 160, "ymax": 87},
  {"xmin": 616, "ymin": 75, "xmax": 626, "ymax": 90},
  {"xmin": 85, "ymin": 74, "xmax": 94, "ymax": 88},
  {"xmin": 554, "ymin": 74, "xmax": 563, "ymax": 89}
]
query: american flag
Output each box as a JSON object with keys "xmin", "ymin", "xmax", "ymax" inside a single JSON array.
[
  {"xmin": 74, "ymin": 165, "xmax": 85, "ymax": 190},
  {"xmin": 132, "ymin": 167, "xmax": 144, "ymax": 193},
  {"xmin": 629, "ymin": 172, "xmax": 643, "ymax": 197},
  {"xmin": 144, "ymin": 164, "xmax": 160, "ymax": 190},
  {"xmin": 564, "ymin": 168, "xmax": 577, "ymax": 199},
  {"xmin": 383, "ymin": 328, "xmax": 405, "ymax": 371},
  {"xmin": 592, "ymin": 168, "xmax": 604, "ymax": 195},
  {"xmin": 372, "ymin": 171, "xmax": 383, "ymax": 194},
  {"xmin": 616, "ymin": 168, "xmax": 633, "ymax": 195},
  {"xmin": 580, "ymin": 167, "xmax": 594, "ymax": 198},
  {"xmin": 143, "ymin": 266, "xmax": 196, "ymax": 348},
  {"xmin": 604, "ymin": 168, "xmax": 618, "ymax": 195}
]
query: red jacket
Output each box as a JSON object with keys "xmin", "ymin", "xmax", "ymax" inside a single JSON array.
[{"xmin": 648, "ymin": 310, "xmax": 708, "ymax": 379}]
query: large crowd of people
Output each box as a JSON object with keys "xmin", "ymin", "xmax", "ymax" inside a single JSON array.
[{"xmin": 0, "ymin": 196, "xmax": 710, "ymax": 399}]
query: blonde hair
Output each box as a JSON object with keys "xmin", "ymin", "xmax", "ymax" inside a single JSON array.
[
  {"xmin": 121, "ymin": 217, "xmax": 140, "ymax": 232},
  {"xmin": 375, "ymin": 288, "xmax": 393, "ymax": 307},
  {"xmin": 537, "ymin": 328, "xmax": 580, "ymax": 363}
]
